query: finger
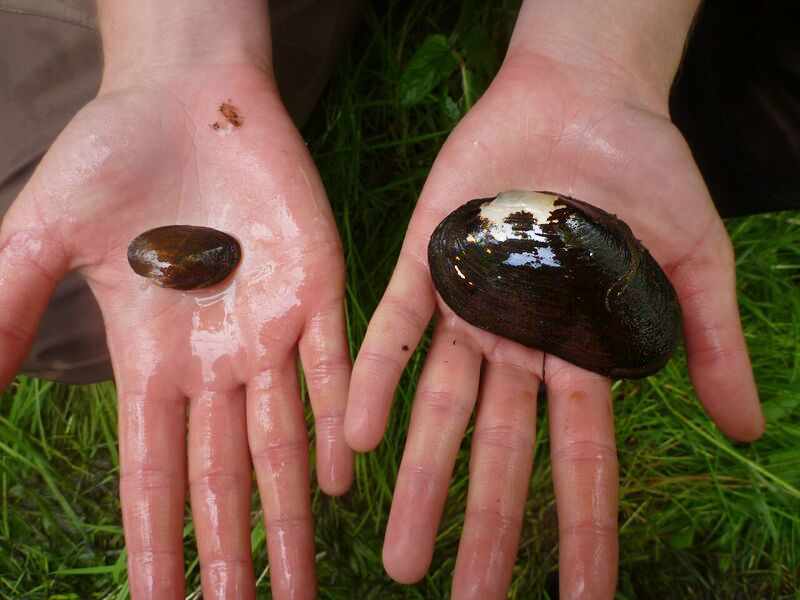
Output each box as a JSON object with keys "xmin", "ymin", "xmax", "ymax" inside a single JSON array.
[
  {"xmin": 298, "ymin": 299, "xmax": 354, "ymax": 496},
  {"xmin": 247, "ymin": 364, "xmax": 316, "ymax": 600},
  {"xmin": 0, "ymin": 213, "xmax": 69, "ymax": 390},
  {"xmin": 382, "ymin": 325, "xmax": 482, "ymax": 584},
  {"xmin": 188, "ymin": 388, "xmax": 255, "ymax": 600},
  {"xmin": 345, "ymin": 250, "xmax": 435, "ymax": 452},
  {"xmin": 671, "ymin": 233, "xmax": 765, "ymax": 441},
  {"xmin": 451, "ymin": 361, "xmax": 538, "ymax": 600},
  {"xmin": 117, "ymin": 379, "xmax": 187, "ymax": 599},
  {"xmin": 547, "ymin": 360, "xmax": 618, "ymax": 600}
]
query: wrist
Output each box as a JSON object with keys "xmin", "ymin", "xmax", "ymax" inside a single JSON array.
[
  {"xmin": 506, "ymin": 0, "xmax": 701, "ymax": 113},
  {"xmin": 98, "ymin": 0, "xmax": 272, "ymax": 90}
]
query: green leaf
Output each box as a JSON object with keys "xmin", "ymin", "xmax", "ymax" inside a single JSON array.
[
  {"xmin": 762, "ymin": 390, "xmax": 799, "ymax": 421},
  {"xmin": 460, "ymin": 26, "xmax": 499, "ymax": 77},
  {"xmin": 667, "ymin": 528, "xmax": 694, "ymax": 550},
  {"xmin": 460, "ymin": 67, "xmax": 478, "ymax": 110},
  {"xmin": 51, "ymin": 565, "xmax": 118, "ymax": 576},
  {"xmin": 399, "ymin": 34, "xmax": 458, "ymax": 106},
  {"xmin": 442, "ymin": 94, "xmax": 462, "ymax": 124},
  {"xmin": 718, "ymin": 552, "xmax": 733, "ymax": 573}
]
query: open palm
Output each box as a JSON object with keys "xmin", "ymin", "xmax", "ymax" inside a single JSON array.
[
  {"xmin": 346, "ymin": 53, "xmax": 764, "ymax": 599},
  {"xmin": 0, "ymin": 66, "xmax": 352, "ymax": 599}
]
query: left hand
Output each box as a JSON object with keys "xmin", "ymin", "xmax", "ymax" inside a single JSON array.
[
  {"xmin": 344, "ymin": 42, "xmax": 764, "ymax": 599},
  {"xmin": 0, "ymin": 64, "xmax": 353, "ymax": 599},
  {"xmin": 0, "ymin": 1, "xmax": 355, "ymax": 595}
]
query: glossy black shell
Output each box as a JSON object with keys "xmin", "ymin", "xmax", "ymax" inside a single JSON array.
[
  {"xmin": 127, "ymin": 225, "xmax": 241, "ymax": 291},
  {"xmin": 428, "ymin": 192, "xmax": 682, "ymax": 378}
]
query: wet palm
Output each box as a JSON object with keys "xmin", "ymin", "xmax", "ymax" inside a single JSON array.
[
  {"xmin": 0, "ymin": 66, "xmax": 353, "ymax": 599},
  {"xmin": 346, "ymin": 53, "xmax": 764, "ymax": 599}
]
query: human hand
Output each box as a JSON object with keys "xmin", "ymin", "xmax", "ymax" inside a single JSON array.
[
  {"xmin": 345, "ymin": 1, "xmax": 765, "ymax": 598},
  {"xmin": 0, "ymin": 5, "xmax": 353, "ymax": 597}
]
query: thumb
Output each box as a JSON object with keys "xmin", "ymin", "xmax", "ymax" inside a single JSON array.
[
  {"xmin": 672, "ymin": 228, "xmax": 765, "ymax": 442},
  {"xmin": 0, "ymin": 192, "xmax": 70, "ymax": 391}
]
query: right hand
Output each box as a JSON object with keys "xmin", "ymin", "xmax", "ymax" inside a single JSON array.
[
  {"xmin": 344, "ymin": 7, "xmax": 764, "ymax": 597},
  {"xmin": 0, "ymin": 63, "xmax": 353, "ymax": 599}
]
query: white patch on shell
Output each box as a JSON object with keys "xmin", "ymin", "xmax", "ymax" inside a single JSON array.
[
  {"xmin": 503, "ymin": 248, "xmax": 560, "ymax": 268},
  {"xmin": 141, "ymin": 248, "xmax": 172, "ymax": 280},
  {"xmin": 478, "ymin": 190, "xmax": 559, "ymax": 225}
]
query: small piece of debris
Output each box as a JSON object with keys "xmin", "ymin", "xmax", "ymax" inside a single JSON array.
[
  {"xmin": 210, "ymin": 122, "xmax": 221, "ymax": 130},
  {"xmin": 402, "ymin": 345, "xmax": 409, "ymax": 351},
  {"xmin": 452, "ymin": 339, "xmax": 457, "ymax": 345},
  {"xmin": 219, "ymin": 102, "xmax": 242, "ymax": 127}
]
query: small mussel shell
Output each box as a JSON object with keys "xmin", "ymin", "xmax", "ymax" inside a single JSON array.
[
  {"xmin": 127, "ymin": 225, "xmax": 241, "ymax": 291},
  {"xmin": 428, "ymin": 190, "xmax": 682, "ymax": 378}
]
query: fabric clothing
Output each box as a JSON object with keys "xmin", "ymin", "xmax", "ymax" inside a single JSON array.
[
  {"xmin": 0, "ymin": 0, "xmax": 363, "ymax": 383},
  {"xmin": 670, "ymin": 0, "xmax": 800, "ymax": 217}
]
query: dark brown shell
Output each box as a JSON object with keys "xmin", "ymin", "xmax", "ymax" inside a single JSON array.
[
  {"xmin": 427, "ymin": 191, "xmax": 682, "ymax": 378},
  {"xmin": 127, "ymin": 225, "xmax": 241, "ymax": 291}
]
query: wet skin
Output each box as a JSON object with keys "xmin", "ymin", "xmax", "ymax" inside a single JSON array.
[
  {"xmin": 0, "ymin": 66, "xmax": 353, "ymax": 599},
  {"xmin": 345, "ymin": 50, "xmax": 765, "ymax": 599}
]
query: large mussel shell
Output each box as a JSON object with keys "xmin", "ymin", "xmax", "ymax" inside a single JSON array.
[
  {"xmin": 127, "ymin": 225, "xmax": 241, "ymax": 291},
  {"xmin": 427, "ymin": 190, "xmax": 682, "ymax": 378}
]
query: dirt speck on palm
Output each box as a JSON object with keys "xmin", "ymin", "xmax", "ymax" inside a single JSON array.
[{"xmin": 219, "ymin": 102, "xmax": 242, "ymax": 127}]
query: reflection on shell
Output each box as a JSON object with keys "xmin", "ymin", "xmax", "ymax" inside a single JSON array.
[
  {"xmin": 127, "ymin": 225, "xmax": 241, "ymax": 291},
  {"xmin": 427, "ymin": 190, "xmax": 682, "ymax": 378}
]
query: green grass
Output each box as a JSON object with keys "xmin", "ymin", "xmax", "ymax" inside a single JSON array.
[{"xmin": 2, "ymin": 1, "xmax": 799, "ymax": 598}]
